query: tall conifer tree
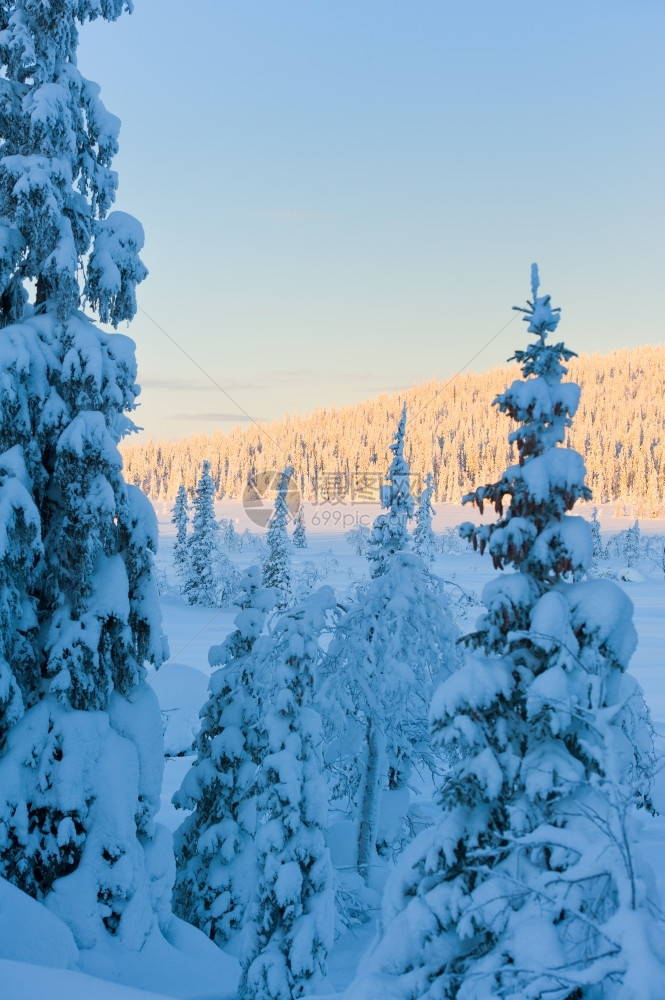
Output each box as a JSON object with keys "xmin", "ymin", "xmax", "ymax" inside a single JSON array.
[
  {"xmin": 413, "ymin": 472, "xmax": 436, "ymax": 562},
  {"xmin": 367, "ymin": 404, "xmax": 414, "ymax": 577},
  {"xmin": 349, "ymin": 267, "xmax": 662, "ymax": 999},
  {"xmin": 171, "ymin": 483, "xmax": 190, "ymax": 580},
  {"xmin": 262, "ymin": 465, "xmax": 293, "ymax": 607},
  {"xmin": 183, "ymin": 460, "xmax": 220, "ymax": 606},
  {"xmin": 173, "ymin": 568, "xmax": 278, "ymax": 948},
  {"xmin": 241, "ymin": 589, "xmax": 335, "ymax": 1000},
  {"xmin": 0, "ymin": 0, "xmax": 170, "ymax": 949}
]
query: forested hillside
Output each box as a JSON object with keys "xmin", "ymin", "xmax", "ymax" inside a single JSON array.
[{"xmin": 121, "ymin": 343, "xmax": 665, "ymax": 514}]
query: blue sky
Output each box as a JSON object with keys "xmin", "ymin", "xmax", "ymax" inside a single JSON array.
[{"xmin": 78, "ymin": 0, "xmax": 665, "ymax": 442}]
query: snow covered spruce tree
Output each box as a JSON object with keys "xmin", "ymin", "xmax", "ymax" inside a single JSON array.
[
  {"xmin": 590, "ymin": 505, "xmax": 603, "ymax": 563},
  {"xmin": 413, "ymin": 471, "xmax": 436, "ymax": 562},
  {"xmin": 182, "ymin": 460, "xmax": 237, "ymax": 606},
  {"xmin": 367, "ymin": 403, "xmax": 415, "ymax": 577},
  {"xmin": 172, "ymin": 567, "xmax": 279, "ymax": 950},
  {"xmin": 349, "ymin": 266, "xmax": 662, "ymax": 999},
  {"xmin": 0, "ymin": 0, "xmax": 171, "ymax": 950},
  {"xmin": 262, "ymin": 464, "xmax": 294, "ymax": 607},
  {"xmin": 240, "ymin": 587, "xmax": 335, "ymax": 1000},
  {"xmin": 292, "ymin": 504, "xmax": 307, "ymax": 549},
  {"xmin": 183, "ymin": 460, "xmax": 218, "ymax": 605},
  {"xmin": 171, "ymin": 483, "xmax": 189, "ymax": 582}
]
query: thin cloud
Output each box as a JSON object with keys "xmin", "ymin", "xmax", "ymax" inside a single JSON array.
[
  {"xmin": 140, "ymin": 376, "xmax": 263, "ymax": 392},
  {"xmin": 169, "ymin": 412, "xmax": 262, "ymax": 423},
  {"xmin": 264, "ymin": 369, "xmax": 314, "ymax": 385},
  {"xmin": 140, "ymin": 377, "xmax": 216, "ymax": 392},
  {"xmin": 141, "ymin": 372, "xmax": 314, "ymax": 392},
  {"xmin": 245, "ymin": 207, "xmax": 328, "ymax": 221}
]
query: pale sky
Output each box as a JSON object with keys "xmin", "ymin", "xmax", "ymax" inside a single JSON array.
[{"xmin": 77, "ymin": 0, "xmax": 665, "ymax": 442}]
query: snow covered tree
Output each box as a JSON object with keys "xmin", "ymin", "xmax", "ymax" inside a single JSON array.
[
  {"xmin": 0, "ymin": 455, "xmax": 41, "ymax": 749},
  {"xmin": 413, "ymin": 472, "xmax": 436, "ymax": 562},
  {"xmin": 590, "ymin": 504, "xmax": 603, "ymax": 560},
  {"xmin": 625, "ymin": 518, "xmax": 641, "ymax": 568},
  {"xmin": 367, "ymin": 403, "xmax": 415, "ymax": 577},
  {"xmin": 171, "ymin": 484, "xmax": 189, "ymax": 580},
  {"xmin": 349, "ymin": 266, "xmax": 662, "ymax": 999},
  {"xmin": 320, "ymin": 552, "xmax": 458, "ymax": 885},
  {"xmin": 182, "ymin": 460, "xmax": 223, "ymax": 606},
  {"xmin": 220, "ymin": 516, "xmax": 240, "ymax": 553},
  {"xmin": 0, "ymin": 0, "xmax": 170, "ymax": 950},
  {"xmin": 172, "ymin": 567, "xmax": 279, "ymax": 950},
  {"xmin": 262, "ymin": 465, "xmax": 293, "ymax": 607},
  {"xmin": 292, "ymin": 504, "xmax": 307, "ymax": 549},
  {"xmin": 240, "ymin": 588, "xmax": 335, "ymax": 1000}
]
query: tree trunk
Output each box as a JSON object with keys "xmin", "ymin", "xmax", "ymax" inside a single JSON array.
[{"xmin": 357, "ymin": 718, "xmax": 386, "ymax": 885}]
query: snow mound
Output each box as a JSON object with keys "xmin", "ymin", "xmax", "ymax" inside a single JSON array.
[
  {"xmin": 0, "ymin": 877, "xmax": 78, "ymax": 969},
  {"xmin": 150, "ymin": 662, "xmax": 208, "ymax": 756},
  {"xmin": 0, "ymin": 959, "xmax": 174, "ymax": 1000}
]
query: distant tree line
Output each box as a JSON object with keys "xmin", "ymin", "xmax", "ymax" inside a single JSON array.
[{"xmin": 121, "ymin": 343, "xmax": 665, "ymax": 516}]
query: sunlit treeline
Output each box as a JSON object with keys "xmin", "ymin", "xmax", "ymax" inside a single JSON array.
[{"xmin": 121, "ymin": 343, "xmax": 665, "ymax": 515}]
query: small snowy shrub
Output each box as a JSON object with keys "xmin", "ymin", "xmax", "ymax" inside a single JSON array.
[{"xmin": 345, "ymin": 524, "xmax": 370, "ymax": 557}]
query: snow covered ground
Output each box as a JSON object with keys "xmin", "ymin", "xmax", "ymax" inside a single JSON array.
[{"xmin": 2, "ymin": 501, "xmax": 664, "ymax": 998}]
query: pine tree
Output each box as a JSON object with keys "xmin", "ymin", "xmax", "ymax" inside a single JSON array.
[
  {"xmin": 172, "ymin": 567, "xmax": 278, "ymax": 948},
  {"xmin": 292, "ymin": 504, "xmax": 307, "ymax": 549},
  {"xmin": 262, "ymin": 465, "xmax": 293, "ymax": 607},
  {"xmin": 171, "ymin": 484, "xmax": 189, "ymax": 581},
  {"xmin": 413, "ymin": 472, "xmax": 436, "ymax": 562},
  {"xmin": 349, "ymin": 266, "xmax": 662, "ymax": 999},
  {"xmin": 240, "ymin": 588, "xmax": 335, "ymax": 1000},
  {"xmin": 367, "ymin": 404, "xmax": 415, "ymax": 577},
  {"xmin": 590, "ymin": 504, "xmax": 603, "ymax": 560},
  {"xmin": 183, "ymin": 460, "xmax": 220, "ymax": 606},
  {"xmin": 0, "ymin": 0, "xmax": 169, "ymax": 949}
]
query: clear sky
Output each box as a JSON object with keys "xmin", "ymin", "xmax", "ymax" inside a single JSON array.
[{"xmin": 77, "ymin": 0, "xmax": 665, "ymax": 442}]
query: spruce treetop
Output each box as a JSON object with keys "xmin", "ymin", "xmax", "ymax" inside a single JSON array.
[
  {"xmin": 0, "ymin": 0, "xmax": 146, "ymax": 326},
  {"xmin": 384, "ymin": 402, "xmax": 414, "ymax": 522},
  {"xmin": 461, "ymin": 263, "xmax": 591, "ymax": 585}
]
